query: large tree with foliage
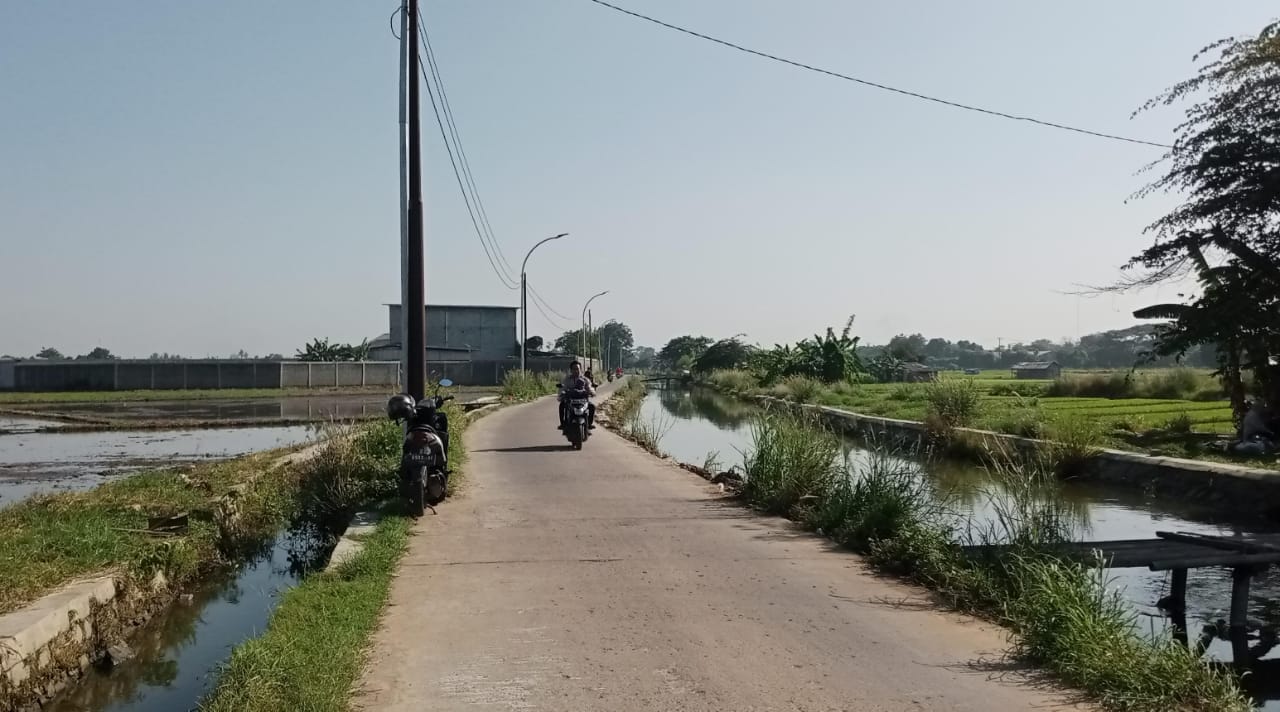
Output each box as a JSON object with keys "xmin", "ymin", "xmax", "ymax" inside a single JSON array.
[
  {"xmin": 755, "ymin": 316, "xmax": 865, "ymax": 384},
  {"xmin": 657, "ymin": 335, "xmax": 714, "ymax": 370},
  {"xmin": 692, "ymin": 337, "xmax": 754, "ymax": 374},
  {"xmin": 1125, "ymin": 21, "xmax": 1280, "ymax": 425}
]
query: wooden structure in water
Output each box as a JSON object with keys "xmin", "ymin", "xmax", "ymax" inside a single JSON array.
[{"xmin": 963, "ymin": 530, "xmax": 1280, "ymax": 667}]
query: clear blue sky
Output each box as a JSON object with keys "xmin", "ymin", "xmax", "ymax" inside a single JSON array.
[{"xmin": 1, "ymin": 1, "xmax": 1274, "ymax": 358}]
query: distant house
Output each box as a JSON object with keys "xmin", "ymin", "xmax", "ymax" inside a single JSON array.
[
  {"xmin": 1011, "ymin": 361, "xmax": 1062, "ymax": 380},
  {"xmin": 899, "ymin": 362, "xmax": 939, "ymax": 383}
]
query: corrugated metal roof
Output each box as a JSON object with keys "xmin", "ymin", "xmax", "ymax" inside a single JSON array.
[{"xmin": 1011, "ymin": 361, "xmax": 1059, "ymax": 370}]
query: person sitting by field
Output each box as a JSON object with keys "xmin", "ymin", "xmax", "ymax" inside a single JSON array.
[{"xmin": 1231, "ymin": 400, "xmax": 1276, "ymax": 455}]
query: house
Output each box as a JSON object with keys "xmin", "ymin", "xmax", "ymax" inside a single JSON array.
[
  {"xmin": 372, "ymin": 304, "xmax": 520, "ymax": 362},
  {"xmin": 1011, "ymin": 361, "xmax": 1062, "ymax": 380},
  {"xmin": 899, "ymin": 362, "xmax": 939, "ymax": 383}
]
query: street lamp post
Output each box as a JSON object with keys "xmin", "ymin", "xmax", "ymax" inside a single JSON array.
[
  {"xmin": 520, "ymin": 232, "xmax": 568, "ymax": 372},
  {"xmin": 581, "ymin": 290, "xmax": 609, "ymax": 368}
]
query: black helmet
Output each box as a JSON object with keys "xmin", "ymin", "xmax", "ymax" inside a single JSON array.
[{"xmin": 386, "ymin": 394, "xmax": 416, "ymax": 421}]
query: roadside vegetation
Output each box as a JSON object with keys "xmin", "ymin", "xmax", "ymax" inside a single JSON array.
[
  {"xmin": 702, "ymin": 366, "xmax": 1248, "ymax": 464},
  {"xmin": 0, "ymin": 446, "xmax": 301, "ymax": 614},
  {"xmin": 740, "ymin": 410, "xmax": 1250, "ymax": 711},
  {"xmin": 499, "ymin": 369, "xmax": 558, "ymax": 401},
  {"xmin": 199, "ymin": 403, "xmax": 475, "ymax": 710}
]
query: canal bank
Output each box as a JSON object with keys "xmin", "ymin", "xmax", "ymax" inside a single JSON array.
[{"xmin": 623, "ymin": 384, "xmax": 1279, "ymax": 710}]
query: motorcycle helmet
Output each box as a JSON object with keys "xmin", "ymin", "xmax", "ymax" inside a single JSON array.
[{"xmin": 386, "ymin": 393, "xmax": 416, "ymax": 421}]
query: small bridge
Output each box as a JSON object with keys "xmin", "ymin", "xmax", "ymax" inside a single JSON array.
[{"xmin": 964, "ymin": 530, "xmax": 1280, "ymax": 667}]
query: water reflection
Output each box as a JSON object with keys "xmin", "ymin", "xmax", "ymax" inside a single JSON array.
[
  {"xmin": 640, "ymin": 386, "xmax": 1280, "ymax": 708},
  {"xmin": 43, "ymin": 529, "xmax": 326, "ymax": 712}
]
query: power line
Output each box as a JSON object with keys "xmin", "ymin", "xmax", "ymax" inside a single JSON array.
[
  {"xmin": 527, "ymin": 281, "xmax": 572, "ymax": 331},
  {"xmin": 416, "ymin": 53, "xmax": 519, "ymax": 289},
  {"xmin": 528, "ymin": 283, "xmax": 574, "ymax": 321},
  {"xmin": 419, "ymin": 21, "xmax": 523, "ymax": 282},
  {"xmin": 585, "ymin": 0, "xmax": 1172, "ymax": 149}
]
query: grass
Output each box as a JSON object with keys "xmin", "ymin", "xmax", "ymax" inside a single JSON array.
[
  {"xmin": 738, "ymin": 411, "xmax": 1251, "ymax": 711},
  {"xmin": 0, "ymin": 447, "xmax": 302, "ymax": 614},
  {"xmin": 499, "ymin": 370, "xmax": 558, "ymax": 401},
  {"xmin": 704, "ymin": 367, "xmax": 1250, "ymax": 465},
  {"xmin": 198, "ymin": 512, "xmax": 411, "ymax": 712},
  {"xmin": 199, "ymin": 398, "xmax": 484, "ymax": 711}
]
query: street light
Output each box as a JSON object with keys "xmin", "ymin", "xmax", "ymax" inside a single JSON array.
[
  {"xmin": 581, "ymin": 290, "xmax": 609, "ymax": 365},
  {"xmin": 520, "ymin": 232, "xmax": 569, "ymax": 372}
]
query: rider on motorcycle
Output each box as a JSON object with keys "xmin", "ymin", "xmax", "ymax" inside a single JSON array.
[{"xmin": 559, "ymin": 361, "xmax": 597, "ymax": 431}]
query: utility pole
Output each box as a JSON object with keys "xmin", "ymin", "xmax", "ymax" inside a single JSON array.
[
  {"xmin": 580, "ymin": 290, "xmax": 608, "ymax": 363},
  {"xmin": 397, "ymin": 1, "xmax": 409, "ymax": 391},
  {"xmin": 406, "ymin": 0, "xmax": 426, "ymax": 400}
]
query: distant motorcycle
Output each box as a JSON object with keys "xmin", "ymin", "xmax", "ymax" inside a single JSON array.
[
  {"xmin": 386, "ymin": 378, "xmax": 454, "ymax": 516},
  {"xmin": 558, "ymin": 384, "xmax": 592, "ymax": 450}
]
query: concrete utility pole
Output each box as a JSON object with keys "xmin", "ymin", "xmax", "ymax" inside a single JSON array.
[
  {"xmin": 397, "ymin": 1, "xmax": 409, "ymax": 391},
  {"xmin": 520, "ymin": 233, "xmax": 568, "ymax": 373},
  {"xmin": 406, "ymin": 0, "xmax": 426, "ymax": 400}
]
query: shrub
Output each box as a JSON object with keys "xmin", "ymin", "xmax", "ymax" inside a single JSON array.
[
  {"xmin": 1044, "ymin": 414, "xmax": 1104, "ymax": 475},
  {"xmin": 706, "ymin": 369, "xmax": 758, "ymax": 394},
  {"xmin": 775, "ymin": 375, "xmax": 822, "ymax": 403},
  {"xmin": 1165, "ymin": 412, "xmax": 1195, "ymax": 434},
  {"xmin": 886, "ymin": 383, "xmax": 923, "ymax": 401},
  {"xmin": 1045, "ymin": 372, "xmax": 1133, "ymax": 399},
  {"xmin": 924, "ymin": 379, "xmax": 981, "ymax": 429},
  {"xmin": 989, "ymin": 382, "xmax": 1046, "ymax": 397},
  {"xmin": 989, "ymin": 407, "xmax": 1046, "ymax": 439},
  {"xmin": 500, "ymin": 370, "xmax": 557, "ymax": 400}
]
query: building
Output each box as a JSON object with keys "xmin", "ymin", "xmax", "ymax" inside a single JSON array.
[
  {"xmin": 1011, "ymin": 361, "xmax": 1062, "ymax": 380},
  {"xmin": 898, "ymin": 362, "xmax": 939, "ymax": 383},
  {"xmin": 372, "ymin": 304, "xmax": 520, "ymax": 362}
]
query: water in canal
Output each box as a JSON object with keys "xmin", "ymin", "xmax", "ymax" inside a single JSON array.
[
  {"xmin": 637, "ymin": 385, "xmax": 1280, "ymax": 707},
  {"xmin": 41, "ymin": 529, "xmax": 325, "ymax": 712}
]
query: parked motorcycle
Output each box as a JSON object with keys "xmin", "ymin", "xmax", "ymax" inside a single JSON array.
[
  {"xmin": 386, "ymin": 378, "xmax": 454, "ymax": 516},
  {"xmin": 558, "ymin": 384, "xmax": 592, "ymax": 450}
]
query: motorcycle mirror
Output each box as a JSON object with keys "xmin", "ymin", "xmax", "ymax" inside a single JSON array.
[{"xmin": 438, "ymin": 378, "xmax": 453, "ymax": 388}]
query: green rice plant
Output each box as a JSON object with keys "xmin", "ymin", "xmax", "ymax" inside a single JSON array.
[
  {"xmin": 886, "ymin": 383, "xmax": 923, "ymax": 401},
  {"xmin": 1046, "ymin": 372, "xmax": 1133, "ymax": 399},
  {"xmin": 989, "ymin": 382, "xmax": 1047, "ymax": 397},
  {"xmin": 1138, "ymin": 368, "xmax": 1205, "ymax": 400},
  {"xmin": 988, "ymin": 405, "xmax": 1047, "ymax": 439},
  {"xmin": 743, "ymin": 412, "xmax": 842, "ymax": 515}
]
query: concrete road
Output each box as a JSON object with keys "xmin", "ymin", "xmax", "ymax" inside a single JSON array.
[{"xmin": 356, "ymin": 386, "xmax": 1082, "ymax": 711}]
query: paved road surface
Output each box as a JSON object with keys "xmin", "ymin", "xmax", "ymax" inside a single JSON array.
[{"xmin": 357, "ymin": 384, "xmax": 1081, "ymax": 711}]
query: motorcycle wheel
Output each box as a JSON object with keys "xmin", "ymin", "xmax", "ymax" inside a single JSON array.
[
  {"xmin": 405, "ymin": 478, "xmax": 425, "ymax": 518},
  {"xmin": 574, "ymin": 424, "xmax": 587, "ymax": 450},
  {"xmin": 426, "ymin": 471, "xmax": 447, "ymax": 505}
]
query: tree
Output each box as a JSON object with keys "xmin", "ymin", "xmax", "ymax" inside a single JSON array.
[
  {"xmin": 78, "ymin": 347, "xmax": 116, "ymax": 360},
  {"xmin": 627, "ymin": 345, "xmax": 657, "ymax": 370},
  {"xmin": 35, "ymin": 347, "xmax": 63, "ymax": 360},
  {"xmin": 524, "ymin": 335, "xmax": 544, "ymax": 352},
  {"xmin": 886, "ymin": 333, "xmax": 926, "ymax": 363},
  {"xmin": 755, "ymin": 316, "xmax": 865, "ymax": 384},
  {"xmin": 296, "ymin": 337, "xmax": 370, "ymax": 362},
  {"xmin": 1125, "ymin": 22, "xmax": 1280, "ymax": 283},
  {"xmin": 657, "ymin": 336, "xmax": 714, "ymax": 370},
  {"xmin": 230, "ymin": 349, "xmax": 251, "ymax": 360},
  {"xmin": 693, "ymin": 337, "xmax": 754, "ymax": 374}
]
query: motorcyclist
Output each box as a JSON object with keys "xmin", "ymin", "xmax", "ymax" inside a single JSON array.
[{"xmin": 559, "ymin": 361, "xmax": 597, "ymax": 430}]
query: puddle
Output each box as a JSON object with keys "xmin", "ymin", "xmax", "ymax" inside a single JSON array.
[
  {"xmin": 639, "ymin": 385, "xmax": 1280, "ymax": 708},
  {"xmin": 41, "ymin": 530, "xmax": 325, "ymax": 712},
  {"xmin": 0, "ymin": 425, "xmax": 316, "ymax": 504}
]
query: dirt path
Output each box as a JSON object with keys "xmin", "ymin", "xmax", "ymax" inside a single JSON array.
[{"xmin": 356, "ymin": 388, "xmax": 1084, "ymax": 711}]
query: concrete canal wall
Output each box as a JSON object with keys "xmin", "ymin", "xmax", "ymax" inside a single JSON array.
[{"xmin": 753, "ymin": 395, "xmax": 1280, "ymax": 519}]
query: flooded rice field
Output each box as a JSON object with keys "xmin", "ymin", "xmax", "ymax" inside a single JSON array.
[
  {"xmin": 8, "ymin": 393, "xmax": 394, "ymax": 424},
  {"xmin": 0, "ymin": 418, "xmax": 315, "ymax": 503},
  {"xmin": 638, "ymin": 385, "xmax": 1280, "ymax": 708}
]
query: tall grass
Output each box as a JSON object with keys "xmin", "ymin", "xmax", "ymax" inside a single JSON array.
[
  {"xmin": 625, "ymin": 410, "xmax": 672, "ymax": 454},
  {"xmin": 924, "ymin": 378, "xmax": 981, "ymax": 429},
  {"xmin": 1046, "ymin": 369, "xmax": 1217, "ymax": 401},
  {"xmin": 743, "ymin": 412, "xmax": 842, "ymax": 515},
  {"xmin": 772, "ymin": 375, "xmax": 822, "ymax": 403},
  {"xmin": 500, "ymin": 370, "xmax": 558, "ymax": 400},
  {"xmin": 706, "ymin": 368, "xmax": 759, "ymax": 394},
  {"xmin": 1044, "ymin": 414, "xmax": 1105, "ymax": 475},
  {"xmin": 735, "ymin": 409, "xmax": 1250, "ymax": 711}
]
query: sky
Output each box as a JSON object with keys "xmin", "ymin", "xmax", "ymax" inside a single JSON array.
[{"xmin": 2, "ymin": 1, "xmax": 1276, "ymax": 358}]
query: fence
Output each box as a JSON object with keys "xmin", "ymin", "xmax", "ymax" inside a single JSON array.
[{"xmin": 2, "ymin": 356, "xmax": 595, "ymax": 392}]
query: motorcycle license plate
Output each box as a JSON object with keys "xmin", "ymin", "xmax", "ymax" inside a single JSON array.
[{"xmin": 406, "ymin": 452, "xmax": 433, "ymax": 465}]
